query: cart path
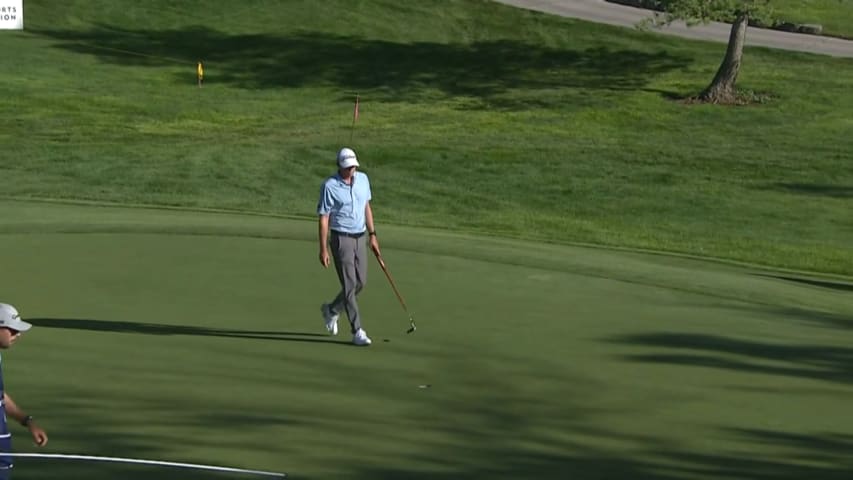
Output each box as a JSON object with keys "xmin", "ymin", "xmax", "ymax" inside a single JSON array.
[{"xmin": 493, "ymin": 0, "xmax": 853, "ymax": 58}]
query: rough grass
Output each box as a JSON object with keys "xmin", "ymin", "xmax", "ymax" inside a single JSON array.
[
  {"xmin": 770, "ymin": 0, "xmax": 853, "ymax": 37},
  {"xmin": 2, "ymin": 0, "xmax": 852, "ymax": 275}
]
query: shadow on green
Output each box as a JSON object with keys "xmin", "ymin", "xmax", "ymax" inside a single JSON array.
[
  {"xmin": 609, "ymin": 332, "xmax": 853, "ymax": 384},
  {"xmin": 29, "ymin": 317, "xmax": 351, "ymax": 345}
]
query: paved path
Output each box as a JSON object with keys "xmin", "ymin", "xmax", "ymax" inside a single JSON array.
[{"xmin": 493, "ymin": 0, "xmax": 853, "ymax": 58}]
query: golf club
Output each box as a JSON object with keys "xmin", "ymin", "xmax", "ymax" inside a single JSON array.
[{"xmin": 373, "ymin": 251, "xmax": 416, "ymax": 333}]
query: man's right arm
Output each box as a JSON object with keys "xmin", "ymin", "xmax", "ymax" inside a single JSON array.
[
  {"xmin": 319, "ymin": 214, "xmax": 330, "ymax": 268},
  {"xmin": 317, "ymin": 181, "xmax": 333, "ymax": 268}
]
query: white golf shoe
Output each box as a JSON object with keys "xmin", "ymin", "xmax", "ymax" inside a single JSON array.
[
  {"xmin": 352, "ymin": 328, "xmax": 372, "ymax": 346},
  {"xmin": 321, "ymin": 303, "xmax": 339, "ymax": 336}
]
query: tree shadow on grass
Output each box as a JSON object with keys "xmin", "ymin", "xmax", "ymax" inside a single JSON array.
[
  {"xmin": 773, "ymin": 308, "xmax": 853, "ymax": 330},
  {"xmin": 754, "ymin": 273, "xmax": 853, "ymax": 293},
  {"xmin": 16, "ymin": 346, "xmax": 853, "ymax": 480},
  {"xmin": 767, "ymin": 183, "xmax": 853, "ymax": 199},
  {"xmin": 30, "ymin": 25, "xmax": 692, "ymax": 108},
  {"xmin": 29, "ymin": 317, "xmax": 349, "ymax": 345},
  {"xmin": 716, "ymin": 303, "xmax": 853, "ymax": 331},
  {"xmin": 728, "ymin": 428, "xmax": 853, "ymax": 460},
  {"xmin": 607, "ymin": 332, "xmax": 853, "ymax": 385},
  {"xmin": 15, "ymin": 356, "xmax": 682, "ymax": 480},
  {"xmin": 662, "ymin": 429, "xmax": 853, "ymax": 480},
  {"xmin": 19, "ymin": 412, "xmax": 853, "ymax": 480}
]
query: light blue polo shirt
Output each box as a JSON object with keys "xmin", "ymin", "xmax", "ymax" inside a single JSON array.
[{"xmin": 317, "ymin": 171, "xmax": 372, "ymax": 234}]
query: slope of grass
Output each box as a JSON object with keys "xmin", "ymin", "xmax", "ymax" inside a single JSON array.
[{"xmin": 1, "ymin": 0, "xmax": 852, "ymax": 275}]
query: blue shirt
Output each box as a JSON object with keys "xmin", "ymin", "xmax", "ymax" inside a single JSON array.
[{"xmin": 317, "ymin": 171, "xmax": 372, "ymax": 234}]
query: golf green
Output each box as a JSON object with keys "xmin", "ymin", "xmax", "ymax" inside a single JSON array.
[{"xmin": 1, "ymin": 200, "xmax": 851, "ymax": 479}]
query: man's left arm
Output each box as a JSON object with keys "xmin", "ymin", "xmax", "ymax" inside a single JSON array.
[
  {"xmin": 3, "ymin": 393, "xmax": 48, "ymax": 446},
  {"xmin": 365, "ymin": 202, "xmax": 380, "ymax": 255}
]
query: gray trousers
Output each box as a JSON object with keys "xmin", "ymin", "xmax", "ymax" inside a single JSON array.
[{"xmin": 329, "ymin": 232, "xmax": 368, "ymax": 333}]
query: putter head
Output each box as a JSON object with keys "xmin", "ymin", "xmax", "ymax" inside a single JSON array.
[{"xmin": 407, "ymin": 319, "xmax": 416, "ymax": 334}]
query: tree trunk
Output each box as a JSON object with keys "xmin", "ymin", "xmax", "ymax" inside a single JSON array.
[{"xmin": 699, "ymin": 12, "xmax": 748, "ymax": 103}]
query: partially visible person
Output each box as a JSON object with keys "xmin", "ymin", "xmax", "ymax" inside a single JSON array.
[
  {"xmin": 317, "ymin": 147, "xmax": 381, "ymax": 346},
  {"xmin": 0, "ymin": 303, "xmax": 48, "ymax": 479}
]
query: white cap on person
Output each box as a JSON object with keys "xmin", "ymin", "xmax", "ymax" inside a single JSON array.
[
  {"xmin": 0, "ymin": 303, "xmax": 32, "ymax": 332},
  {"xmin": 337, "ymin": 147, "xmax": 359, "ymax": 169}
]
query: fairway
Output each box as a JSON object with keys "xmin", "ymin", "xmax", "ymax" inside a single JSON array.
[{"xmin": 1, "ymin": 201, "xmax": 851, "ymax": 479}]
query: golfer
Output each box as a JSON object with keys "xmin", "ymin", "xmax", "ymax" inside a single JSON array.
[
  {"xmin": 0, "ymin": 303, "xmax": 48, "ymax": 479},
  {"xmin": 317, "ymin": 147, "xmax": 380, "ymax": 346}
]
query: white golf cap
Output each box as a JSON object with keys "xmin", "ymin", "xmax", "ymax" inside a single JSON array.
[
  {"xmin": 0, "ymin": 303, "xmax": 32, "ymax": 332},
  {"xmin": 337, "ymin": 147, "xmax": 360, "ymax": 169}
]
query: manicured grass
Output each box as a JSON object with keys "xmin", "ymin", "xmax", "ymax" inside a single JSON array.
[
  {"xmin": 1, "ymin": 201, "xmax": 852, "ymax": 479},
  {"xmin": 771, "ymin": 0, "xmax": 853, "ymax": 37},
  {"xmin": 1, "ymin": 0, "xmax": 851, "ymax": 277}
]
